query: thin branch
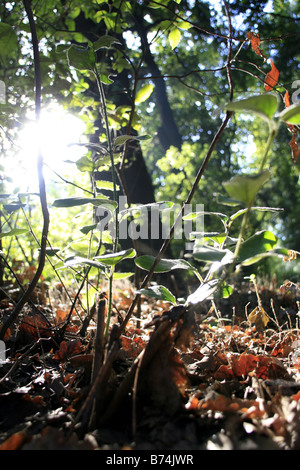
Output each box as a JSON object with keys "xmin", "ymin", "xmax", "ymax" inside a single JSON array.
[
  {"xmin": 0, "ymin": 0, "xmax": 50, "ymax": 340},
  {"xmin": 223, "ymin": 0, "xmax": 234, "ymax": 102},
  {"xmin": 117, "ymin": 110, "xmax": 233, "ymax": 338}
]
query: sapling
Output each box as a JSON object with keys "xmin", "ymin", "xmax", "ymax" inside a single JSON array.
[{"xmin": 134, "ymin": 94, "xmax": 300, "ymax": 311}]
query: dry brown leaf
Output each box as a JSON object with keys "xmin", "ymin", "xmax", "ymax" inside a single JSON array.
[
  {"xmin": 264, "ymin": 59, "xmax": 279, "ymax": 91},
  {"xmin": 20, "ymin": 313, "xmax": 52, "ymax": 339},
  {"xmin": 248, "ymin": 306, "xmax": 269, "ymax": 330},
  {"xmin": 247, "ymin": 31, "xmax": 267, "ymax": 61},
  {"xmin": 0, "ymin": 431, "xmax": 29, "ymax": 450},
  {"xmin": 214, "ymin": 353, "xmax": 288, "ymax": 381},
  {"xmin": 53, "ymin": 339, "xmax": 83, "ymax": 361}
]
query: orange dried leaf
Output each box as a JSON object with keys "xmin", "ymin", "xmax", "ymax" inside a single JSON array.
[
  {"xmin": 215, "ymin": 353, "xmax": 288, "ymax": 380},
  {"xmin": 20, "ymin": 314, "xmax": 52, "ymax": 339},
  {"xmin": 284, "ymin": 90, "xmax": 291, "ymax": 108},
  {"xmin": 289, "ymin": 129, "xmax": 299, "ymax": 163},
  {"xmin": 23, "ymin": 394, "xmax": 45, "ymax": 407},
  {"xmin": 54, "ymin": 309, "xmax": 69, "ymax": 323},
  {"xmin": 292, "ymin": 390, "xmax": 300, "ymax": 401},
  {"xmin": 264, "ymin": 59, "xmax": 279, "ymax": 91},
  {"xmin": 53, "ymin": 339, "xmax": 83, "ymax": 361},
  {"xmin": 0, "ymin": 431, "xmax": 28, "ymax": 450},
  {"xmin": 199, "ymin": 394, "xmax": 265, "ymax": 418},
  {"xmin": 247, "ymin": 31, "xmax": 266, "ymax": 61}
]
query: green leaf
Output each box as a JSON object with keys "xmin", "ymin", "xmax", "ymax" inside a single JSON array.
[
  {"xmin": 169, "ymin": 28, "xmax": 181, "ymax": 49},
  {"xmin": 230, "ymin": 206, "xmax": 283, "ymax": 221},
  {"xmin": 67, "ymin": 45, "xmax": 96, "ymax": 71},
  {"xmin": 52, "ymin": 197, "xmax": 117, "ymax": 210},
  {"xmin": 148, "ymin": 0, "xmax": 171, "ymax": 8},
  {"xmin": 176, "ymin": 20, "xmax": 192, "ymax": 30},
  {"xmin": 137, "ymin": 285, "xmax": 177, "ymax": 305},
  {"xmin": 221, "ymin": 284, "xmax": 233, "ymax": 298},
  {"xmin": 3, "ymin": 203, "xmax": 26, "ymax": 214},
  {"xmin": 187, "ymin": 280, "xmax": 218, "ymax": 305},
  {"xmin": 193, "ymin": 245, "xmax": 233, "ymax": 263},
  {"xmin": 135, "ymin": 255, "xmax": 196, "ymax": 273},
  {"xmin": 225, "ymin": 94, "xmax": 279, "ymax": 122},
  {"xmin": 94, "ymin": 248, "xmax": 136, "ymax": 266},
  {"xmin": 183, "ymin": 210, "xmax": 227, "ymax": 222},
  {"xmin": 96, "ymin": 180, "xmax": 118, "ymax": 192},
  {"xmin": 93, "ymin": 35, "xmax": 122, "ymax": 50},
  {"xmin": 113, "ymin": 134, "xmax": 151, "ymax": 147},
  {"xmin": 216, "ymin": 194, "xmax": 241, "ymax": 207},
  {"xmin": 75, "ymin": 155, "xmax": 95, "ymax": 172},
  {"xmin": 100, "ymin": 73, "xmax": 114, "ymax": 85},
  {"xmin": 64, "ymin": 256, "xmax": 106, "ymax": 269},
  {"xmin": 135, "ymin": 84, "xmax": 154, "ymax": 104},
  {"xmin": 113, "ymin": 272, "xmax": 134, "ymax": 280},
  {"xmin": 40, "ymin": 247, "xmax": 61, "ymax": 257},
  {"xmin": 237, "ymin": 230, "xmax": 278, "ymax": 266},
  {"xmin": 0, "ymin": 23, "xmax": 18, "ymax": 62},
  {"xmin": 119, "ymin": 201, "xmax": 174, "ymax": 220},
  {"xmin": 80, "ymin": 223, "xmax": 98, "ymax": 235},
  {"xmin": 223, "ymin": 170, "xmax": 271, "ymax": 205},
  {"xmin": 278, "ymin": 103, "xmax": 300, "ymax": 125},
  {"xmin": 0, "ymin": 228, "xmax": 27, "ymax": 239}
]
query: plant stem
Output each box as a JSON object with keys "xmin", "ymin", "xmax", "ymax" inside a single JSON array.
[
  {"xmin": 117, "ymin": 110, "xmax": 233, "ymax": 338},
  {"xmin": 0, "ymin": 0, "xmax": 50, "ymax": 341},
  {"xmin": 260, "ymin": 122, "xmax": 278, "ymax": 172},
  {"xmin": 224, "ymin": 121, "xmax": 279, "ymax": 282},
  {"xmin": 94, "ymin": 68, "xmax": 119, "ymax": 337}
]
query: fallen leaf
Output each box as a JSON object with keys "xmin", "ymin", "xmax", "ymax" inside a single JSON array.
[
  {"xmin": 121, "ymin": 333, "xmax": 147, "ymax": 358},
  {"xmin": 0, "ymin": 430, "xmax": 29, "ymax": 450},
  {"xmin": 214, "ymin": 353, "xmax": 288, "ymax": 380},
  {"xmin": 292, "ymin": 390, "xmax": 300, "ymax": 401},
  {"xmin": 199, "ymin": 394, "xmax": 265, "ymax": 418},
  {"xmin": 248, "ymin": 306, "xmax": 269, "ymax": 330},
  {"xmin": 53, "ymin": 339, "xmax": 83, "ymax": 361},
  {"xmin": 264, "ymin": 59, "xmax": 279, "ymax": 91},
  {"xmin": 22, "ymin": 394, "xmax": 46, "ymax": 407},
  {"xmin": 20, "ymin": 313, "xmax": 52, "ymax": 339}
]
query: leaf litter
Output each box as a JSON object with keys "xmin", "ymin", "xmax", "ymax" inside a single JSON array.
[{"xmin": 1, "ymin": 276, "xmax": 300, "ymax": 450}]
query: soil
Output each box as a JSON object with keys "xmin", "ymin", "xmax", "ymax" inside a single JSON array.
[{"xmin": 1, "ymin": 277, "xmax": 300, "ymax": 451}]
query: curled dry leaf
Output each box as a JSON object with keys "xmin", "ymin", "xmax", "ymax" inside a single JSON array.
[
  {"xmin": 247, "ymin": 32, "xmax": 267, "ymax": 62},
  {"xmin": 264, "ymin": 59, "xmax": 279, "ymax": 91},
  {"xmin": 289, "ymin": 129, "xmax": 299, "ymax": 163},
  {"xmin": 284, "ymin": 92, "xmax": 299, "ymax": 163},
  {"xmin": 20, "ymin": 313, "xmax": 52, "ymax": 339},
  {"xmin": 248, "ymin": 306, "xmax": 269, "ymax": 330},
  {"xmin": 198, "ymin": 394, "xmax": 265, "ymax": 419},
  {"xmin": 284, "ymin": 90, "xmax": 291, "ymax": 107},
  {"xmin": 0, "ymin": 430, "xmax": 29, "ymax": 450},
  {"xmin": 214, "ymin": 353, "xmax": 289, "ymax": 381},
  {"xmin": 53, "ymin": 339, "xmax": 83, "ymax": 361}
]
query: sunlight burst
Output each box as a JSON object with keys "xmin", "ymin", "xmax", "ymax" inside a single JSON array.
[{"xmin": 11, "ymin": 106, "xmax": 86, "ymax": 192}]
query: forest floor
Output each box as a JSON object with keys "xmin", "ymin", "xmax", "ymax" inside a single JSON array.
[{"xmin": 1, "ymin": 274, "xmax": 300, "ymax": 451}]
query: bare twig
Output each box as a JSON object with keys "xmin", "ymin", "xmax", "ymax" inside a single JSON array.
[
  {"xmin": 0, "ymin": 0, "xmax": 50, "ymax": 340},
  {"xmin": 117, "ymin": 110, "xmax": 233, "ymax": 338}
]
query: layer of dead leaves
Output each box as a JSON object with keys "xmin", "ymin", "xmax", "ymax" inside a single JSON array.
[{"xmin": 1, "ymin": 278, "xmax": 300, "ymax": 450}]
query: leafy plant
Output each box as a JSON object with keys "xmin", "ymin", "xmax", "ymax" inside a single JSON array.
[{"xmin": 0, "ymin": 1, "xmax": 300, "ymax": 448}]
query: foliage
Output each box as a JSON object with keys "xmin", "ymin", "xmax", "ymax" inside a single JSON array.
[{"xmin": 0, "ymin": 0, "xmax": 300, "ymax": 450}]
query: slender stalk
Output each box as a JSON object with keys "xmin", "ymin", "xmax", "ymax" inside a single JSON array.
[
  {"xmin": 259, "ymin": 122, "xmax": 278, "ymax": 172},
  {"xmin": 93, "ymin": 68, "xmax": 119, "ymax": 337},
  {"xmin": 0, "ymin": 0, "xmax": 50, "ymax": 340},
  {"xmin": 224, "ymin": 121, "xmax": 279, "ymax": 282},
  {"xmin": 117, "ymin": 110, "xmax": 233, "ymax": 338}
]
